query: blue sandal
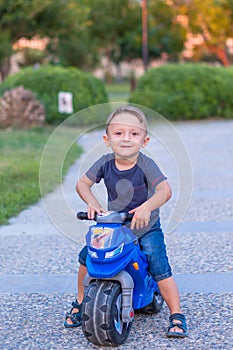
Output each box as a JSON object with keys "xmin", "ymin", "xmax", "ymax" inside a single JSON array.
[
  {"xmin": 64, "ymin": 300, "xmax": 82, "ymax": 328},
  {"xmin": 167, "ymin": 313, "xmax": 188, "ymax": 338}
]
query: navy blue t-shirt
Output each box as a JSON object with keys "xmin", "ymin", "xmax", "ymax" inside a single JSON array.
[{"xmin": 86, "ymin": 152, "xmax": 167, "ymax": 236}]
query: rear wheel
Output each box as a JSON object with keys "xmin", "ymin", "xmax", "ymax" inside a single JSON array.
[
  {"xmin": 152, "ymin": 291, "xmax": 164, "ymax": 313},
  {"xmin": 82, "ymin": 280, "xmax": 132, "ymax": 346},
  {"xmin": 139, "ymin": 291, "xmax": 164, "ymax": 314}
]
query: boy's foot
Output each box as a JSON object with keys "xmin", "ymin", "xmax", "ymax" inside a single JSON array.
[
  {"xmin": 166, "ymin": 313, "xmax": 188, "ymax": 338},
  {"xmin": 64, "ymin": 300, "xmax": 82, "ymax": 328}
]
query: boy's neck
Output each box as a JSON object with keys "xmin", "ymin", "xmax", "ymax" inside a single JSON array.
[{"xmin": 114, "ymin": 155, "xmax": 138, "ymax": 170}]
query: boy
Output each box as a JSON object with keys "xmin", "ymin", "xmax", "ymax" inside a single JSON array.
[{"xmin": 64, "ymin": 106, "xmax": 188, "ymax": 337}]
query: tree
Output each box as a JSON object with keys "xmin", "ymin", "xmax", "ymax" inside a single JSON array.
[
  {"xmin": 48, "ymin": 0, "xmax": 186, "ymax": 73},
  {"xmin": 87, "ymin": 0, "xmax": 141, "ymax": 65},
  {"xmin": 0, "ymin": 31, "xmax": 13, "ymax": 80},
  {"xmin": 46, "ymin": 0, "xmax": 100, "ymax": 70},
  {"xmin": 0, "ymin": 0, "xmax": 82, "ymax": 79},
  {"xmin": 85, "ymin": 0, "xmax": 186, "ymax": 73},
  {"xmin": 0, "ymin": 0, "xmax": 188, "ymax": 80},
  {"xmin": 174, "ymin": 0, "xmax": 233, "ymax": 66},
  {"xmin": 148, "ymin": 0, "xmax": 186, "ymax": 61}
]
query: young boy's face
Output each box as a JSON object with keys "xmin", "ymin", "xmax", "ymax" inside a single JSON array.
[{"xmin": 103, "ymin": 113, "xmax": 150, "ymax": 160}]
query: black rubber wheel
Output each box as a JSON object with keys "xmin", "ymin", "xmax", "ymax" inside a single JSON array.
[
  {"xmin": 81, "ymin": 280, "xmax": 132, "ymax": 346},
  {"xmin": 138, "ymin": 291, "xmax": 164, "ymax": 314}
]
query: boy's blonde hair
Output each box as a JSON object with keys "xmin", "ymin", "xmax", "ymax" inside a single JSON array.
[{"xmin": 106, "ymin": 106, "xmax": 148, "ymax": 134}]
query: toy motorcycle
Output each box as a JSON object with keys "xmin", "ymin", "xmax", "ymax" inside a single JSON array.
[{"xmin": 77, "ymin": 211, "xmax": 164, "ymax": 347}]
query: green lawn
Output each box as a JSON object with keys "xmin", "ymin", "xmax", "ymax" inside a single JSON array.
[
  {"xmin": 0, "ymin": 127, "xmax": 82, "ymax": 224},
  {"xmin": 106, "ymin": 82, "xmax": 131, "ymax": 103}
]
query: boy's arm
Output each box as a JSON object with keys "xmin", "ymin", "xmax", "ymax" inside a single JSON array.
[
  {"xmin": 147, "ymin": 179, "xmax": 172, "ymax": 211},
  {"xmin": 76, "ymin": 174, "xmax": 105, "ymax": 219},
  {"xmin": 129, "ymin": 180, "xmax": 172, "ymax": 230}
]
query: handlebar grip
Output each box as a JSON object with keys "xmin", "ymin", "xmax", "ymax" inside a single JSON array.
[
  {"xmin": 125, "ymin": 213, "xmax": 134, "ymax": 221},
  {"xmin": 76, "ymin": 212, "xmax": 89, "ymax": 220}
]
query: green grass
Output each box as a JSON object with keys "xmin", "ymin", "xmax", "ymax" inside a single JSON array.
[
  {"xmin": 0, "ymin": 127, "xmax": 82, "ymax": 224},
  {"xmin": 106, "ymin": 82, "xmax": 130, "ymax": 103}
]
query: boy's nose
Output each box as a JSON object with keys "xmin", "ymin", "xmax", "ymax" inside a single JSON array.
[{"xmin": 122, "ymin": 132, "xmax": 130, "ymax": 141}]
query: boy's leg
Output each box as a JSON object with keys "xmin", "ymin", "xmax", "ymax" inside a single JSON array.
[
  {"xmin": 64, "ymin": 264, "xmax": 87, "ymax": 327},
  {"xmin": 158, "ymin": 276, "xmax": 181, "ymax": 313},
  {"xmin": 64, "ymin": 246, "xmax": 88, "ymax": 327},
  {"xmin": 77, "ymin": 245, "xmax": 88, "ymax": 302},
  {"xmin": 157, "ymin": 276, "xmax": 184, "ymax": 333},
  {"xmin": 139, "ymin": 221, "xmax": 187, "ymax": 336},
  {"xmin": 77, "ymin": 264, "xmax": 87, "ymax": 303}
]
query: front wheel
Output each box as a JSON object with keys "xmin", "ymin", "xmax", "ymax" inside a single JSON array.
[{"xmin": 82, "ymin": 280, "xmax": 132, "ymax": 346}]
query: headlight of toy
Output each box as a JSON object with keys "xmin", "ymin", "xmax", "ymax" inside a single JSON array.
[
  {"xmin": 105, "ymin": 243, "xmax": 124, "ymax": 258},
  {"xmin": 88, "ymin": 248, "xmax": 98, "ymax": 258}
]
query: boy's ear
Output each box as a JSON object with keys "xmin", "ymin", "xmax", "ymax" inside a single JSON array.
[
  {"xmin": 103, "ymin": 134, "xmax": 110, "ymax": 146},
  {"xmin": 142, "ymin": 136, "xmax": 150, "ymax": 148}
]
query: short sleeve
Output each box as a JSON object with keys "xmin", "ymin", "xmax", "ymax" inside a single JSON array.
[
  {"xmin": 85, "ymin": 156, "xmax": 105, "ymax": 183},
  {"xmin": 138, "ymin": 153, "xmax": 167, "ymax": 188},
  {"xmin": 85, "ymin": 154, "xmax": 114, "ymax": 184}
]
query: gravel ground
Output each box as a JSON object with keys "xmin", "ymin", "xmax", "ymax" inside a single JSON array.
[
  {"xmin": 166, "ymin": 231, "xmax": 233, "ymax": 274},
  {"xmin": 0, "ymin": 120, "xmax": 233, "ymax": 350},
  {"xmin": 0, "ymin": 293, "xmax": 232, "ymax": 350}
]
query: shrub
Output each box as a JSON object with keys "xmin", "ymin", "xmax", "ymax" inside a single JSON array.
[
  {"xmin": 0, "ymin": 65, "xmax": 108, "ymax": 124},
  {"xmin": 129, "ymin": 64, "xmax": 233, "ymax": 120}
]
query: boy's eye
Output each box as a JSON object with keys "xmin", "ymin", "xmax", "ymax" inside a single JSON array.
[
  {"xmin": 115, "ymin": 131, "xmax": 122, "ymax": 135},
  {"xmin": 132, "ymin": 132, "xmax": 139, "ymax": 136}
]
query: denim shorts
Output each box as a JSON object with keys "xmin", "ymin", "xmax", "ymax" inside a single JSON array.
[
  {"xmin": 138, "ymin": 219, "xmax": 172, "ymax": 282},
  {"xmin": 79, "ymin": 245, "xmax": 88, "ymax": 267},
  {"xmin": 78, "ymin": 218, "xmax": 172, "ymax": 282}
]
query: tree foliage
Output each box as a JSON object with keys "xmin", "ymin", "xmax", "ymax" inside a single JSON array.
[
  {"xmin": 86, "ymin": 0, "xmax": 141, "ymax": 64},
  {"xmin": 1, "ymin": 0, "xmax": 233, "ymax": 80},
  {"xmin": 85, "ymin": 0, "xmax": 186, "ymax": 64},
  {"xmin": 0, "ymin": 0, "xmax": 80, "ymax": 77},
  {"xmin": 174, "ymin": 0, "xmax": 233, "ymax": 65},
  {"xmin": 0, "ymin": 0, "xmax": 187, "ymax": 78},
  {"xmin": 0, "ymin": 0, "xmax": 76, "ymax": 41},
  {"xmin": 148, "ymin": 0, "xmax": 186, "ymax": 61}
]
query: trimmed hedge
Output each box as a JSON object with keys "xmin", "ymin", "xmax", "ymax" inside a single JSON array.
[
  {"xmin": 129, "ymin": 64, "xmax": 233, "ymax": 120},
  {"xmin": 0, "ymin": 65, "xmax": 108, "ymax": 124}
]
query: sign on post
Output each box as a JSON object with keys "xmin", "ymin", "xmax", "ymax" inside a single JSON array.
[{"xmin": 58, "ymin": 92, "xmax": 73, "ymax": 114}]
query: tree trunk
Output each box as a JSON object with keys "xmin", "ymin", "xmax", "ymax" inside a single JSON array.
[
  {"xmin": 209, "ymin": 45, "xmax": 230, "ymax": 67},
  {"xmin": 0, "ymin": 58, "xmax": 11, "ymax": 81}
]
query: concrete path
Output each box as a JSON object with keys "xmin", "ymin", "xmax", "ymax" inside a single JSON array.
[{"xmin": 0, "ymin": 120, "xmax": 233, "ymax": 350}]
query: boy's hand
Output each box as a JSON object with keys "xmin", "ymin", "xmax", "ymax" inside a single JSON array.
[
  {"xmin": 129, "ymin": 203, "xmax": 151, "ymax": 230},
  {"xmin": 87, "ymin": 205, "xmax": 106, "ymax": 220}
]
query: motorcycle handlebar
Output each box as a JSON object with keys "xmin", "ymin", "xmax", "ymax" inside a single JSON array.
[
  {"xmin": 76, "ymin": 211, "xmax": 133, "ymax": 223},
  {"xmin": 125, "ymin": 213, "xmax": 134, "ymax": 221},
  {"xmin": 76, "ymin": 212, "xmax": 89, "ymax": 220}
]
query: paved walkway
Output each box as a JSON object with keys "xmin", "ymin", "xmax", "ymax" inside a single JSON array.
[{"xmin": 0, "ymin": 120, "xmax": 233, "ymax": 350}]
